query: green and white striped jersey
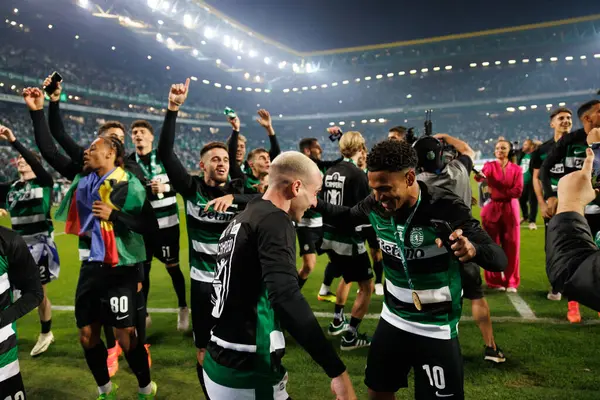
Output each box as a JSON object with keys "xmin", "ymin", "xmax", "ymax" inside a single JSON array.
[
  {"xmin": 0, "ymin": 253, "xmax": 18, "ymax": 383},
  {"xmin": 318, "ymin": 181, "xmax": 505, "ymax": 340},
  {"xmin": 130, "ymin": 150, "xmax": 179, "ymax": 230},
  {"xmin": 6, "ymin": 179, "xmax": 53, "ymax": 244},
  {"xmin": 183, "ymin": 179, "xmax": 241, "ymax": 283}
]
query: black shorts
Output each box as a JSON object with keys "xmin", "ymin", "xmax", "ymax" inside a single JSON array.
[
  {"xmin": 460, "ymin": 262, "xmax": 484, "ymax": 300},
  {"xmin": 0, "ymin": 372, "xmax": 26, "ymax": 399},
  {"xmin": 365, "ymin": 319, "xmax": 464, "ymax": 399},
  {"xmin": 326, "ymin": 251, "xmax": 373, "ymax": 283},
  {"xmin": 361, "ymin": 226, "xmax": 380, "ymax": 250},
  {"xmin": 191, "ymin": 280, "xmax": 215, "ymax": 349},
  {"xmin": 296, "ymin": 227, "xmax": 323, "ymax": 256},
  {"xmin": 38, "ymin": 255, "xmax": 52, "ymax": 286},
  {"xmin": 145, "ymin": 226, "xmax": 180, "ymax": 264},
  {"xmin": 75, "ymin": 262, "xmax": 139, "ymax": 329}
]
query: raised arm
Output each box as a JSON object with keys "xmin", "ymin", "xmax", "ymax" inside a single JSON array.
[
  {"xmin": 255, "ymin": 109, "xmax": 281, "ymax": 160},
  {"xmin": 258, "ymin": 213, "xmax": 347, "ymax": 379},
  {"xmin": 24, "ymin": 88, "xmax": 81, "ymax": 180},
  {"xmin": 226, "ymin": 115, "xmax": 246, "ymax": 181},
  {"xmin": 0, "ymin": 126, "xmax": 53, "ymax": 188},
  {"xmin": 0, "ymin": 228, "xmax": 43, "ymax": 328},
  {"xmin": 156, "ymin": 78, "xmax": 198, "ymax": 198},
  {"xmin": 434, "ymin": 133, "xmax": 475, "ymax": 160}
]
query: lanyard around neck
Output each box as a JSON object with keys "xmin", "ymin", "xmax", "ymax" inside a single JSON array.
[
  {"xmin": 136, "ymin": 150, "xmax": 157, "ymax": 179},
  {"xmin": 391, "ymin": 190, "xmax": 421, "ymax": 291}
]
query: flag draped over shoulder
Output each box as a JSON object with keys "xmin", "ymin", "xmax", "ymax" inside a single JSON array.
[{"xmin": 55, "ymin": 168, "xmax": 146, "ymax": 266}]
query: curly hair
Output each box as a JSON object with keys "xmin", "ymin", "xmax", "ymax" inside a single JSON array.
[
  {"xmin": 367, "ymin": 139, "xmax": 418, "ymax": 172},
  {"xmin": 103, "ymin": 135, "xmax": 125, "ymax": 167}
]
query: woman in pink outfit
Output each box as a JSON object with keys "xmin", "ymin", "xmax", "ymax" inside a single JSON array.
[{"xmin": 475, "ymin": 140, "xmax": 523, "ymax": 291}]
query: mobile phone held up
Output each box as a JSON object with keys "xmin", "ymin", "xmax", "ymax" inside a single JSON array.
[
  {"xmin": 590, "ymin": 142, "xmax": 600, "ymax": 188},
  {"xmin": 43, "ymin": 71, "xmax": 63, "ymax": 95},
  {"xmin": 430, "ymin": 219, "xmax": 457, "ymax": 256}
]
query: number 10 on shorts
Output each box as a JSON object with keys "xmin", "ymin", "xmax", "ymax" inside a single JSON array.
[
  {"xmin": 110, "ymin": 296, "xmax": 129, "ymax": 314},
  {"xmin": 422, "ymin": 364, "xmax": 446, "ymax": 389}
]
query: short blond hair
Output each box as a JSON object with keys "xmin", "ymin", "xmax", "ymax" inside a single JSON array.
[
  {"xmin": 339, "ymin": 131, "xmax": 365, "ymax": 158},
  {"xmin": 269, "ymin": 151, "xmax": 320, "ymax": 187}
]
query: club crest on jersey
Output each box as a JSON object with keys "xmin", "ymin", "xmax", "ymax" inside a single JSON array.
[
  {"xmin": 595, "ymin": 231, "xmax": 600, "ymax": 247},
  {"xmin": 409, "ymin": 227, "xmax": 424, "ymax": 248},
  {"xmin": 324, "ymin": 172, "xmax": 345, "ymax": 206}
]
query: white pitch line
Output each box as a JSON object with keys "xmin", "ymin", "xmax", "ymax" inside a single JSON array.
[
  {"xmin": 506, "ymin": 292, "xmax": 537, "ymax": 319},
  {"xmin": 51, "ymin": 305, "xmax": 599, "ymax": 325}
]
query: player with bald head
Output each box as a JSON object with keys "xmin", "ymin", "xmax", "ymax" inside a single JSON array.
[{"xmin": 204, "ymin": 151, "xmax": 356, "ymax": 400}]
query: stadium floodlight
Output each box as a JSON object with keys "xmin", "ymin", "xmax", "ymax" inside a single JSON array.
[
  {"xmin": 581, "ymin": 55, "xmax": 587, "ymax": 60},
  {"xmin": 508, "ymin": 60, "xmax": 516, "ymax": 64},
  {"xmin": 48, "ymin": 24, "xmax": 53, "ymax": 29},
  {"xmin": 565, "ymin": 56, "xmax": 573, "ymax": 61},
  {"xmin": 329, "ymin": 122, "xmax": 335, "ymax": 126},
  {"xmin": 201, "ymin": 40, "xmax": 206, "ymax": 45},
  {"xmin": 9, "ymin": 21, "xmax": 16, "ymax": 26},
  {"xmin": 13, "ymin": 8, "xmax": 19, "ymax": 13},
  {"xmin": 522, "ymin": 59, "xmax": 529, "ymax": 63},
  {"xmin": 156, "ymin": 33, "xmax": 163, "ymax": 42},
  {"xmin": 203, "ymin": 27, "xmax": 216, "ymax": 39},
  {"xmin": 77, "ymin": 0, "xmax": 88, "ymax": 8},
  {"xmin": 332, "ymin": 82, "xmax": 338, "ymax": 86},
  {"xmin": 364, "ymin": 76, "xmax": 372, "ymax": 81},
  {"xmin": 445, "ymin": 65, "xmax": 452, "ymax": 70},
  {"xmin": 255, "ymin": 88, "xmax": 262, "ymax": 92},
  {"xmin": 311, "ymin": 85, "xmax": 317, "ymax": 90},
  {"xmin": 470, "ymin": 63, "xmax": 477, "ymax": 67},
  {"xmin": 495, "ymin": 61, "xmax": 501, "ymax": 65},
  {"xmin": 183, "ymin": 14, "xmax": 195, "ymax": 29},
  {"xmin": 398, "ymin": 71, "xmax": 405, "ymax": 76},
  {"xmin": 292, "ymin": 63, "xmax": 299, "ymax": 72},
  {"xmin": 342, "ymin": 80, "xmax": 349, "ymax": 84},
  {"xmin": 292, "ymin": 88, "xmax": 298, "ymax": 92},
  {"xmin": 531, "ymin": 105, "xmax": 538, "ymax": 109},
  {"xmin": 378, "ymin": 118, "xmax": 386, "ymax": 123},
  {"xmin": 550, "ymin": 57, "xmax": 558, "ymax": 62},
  {"xmin": 421, "ymin": 68, "xmax": 428, "ymax": 73},
  {"xmin": 245, "ymin": 87, "xmax": 252, "ymax": 92},
  {"xmin": 546, "ymin": 104, "xmax": 552, "ymax": 108},
  {"xmin": 536, "ymin": 57, "xmax": 543, "ymax": 62},
  {"xmin": 355, "ymin": 78, "xmax": 361, "ymax": 82},
  {"xmin": 166, "ymin": 37, "xmax": 175, "ymax": 49},
  {"xmin": 192, "ymin": 48, "xmax": 199, "ymax": 56},
  {"xmin": 225, "ymin": 85, "xmax": 232, "ymax": 90},
  {"xmin": 387, "ymin": 73, "xmax": 394, "ymax": 77},
  {"xmin": 237, "ymin": 55, "xmax": 242, "ymax": 60},
  {"xmin": 244, "ymin": 72, "xmax": 250, "ymax": 79},
  {"xmin": 147, "ymin": 0, "xmax": 159, "ymax": 9},
  {"xmin": 482, "ymin": 62, "xmax": 490, "ymax": 66},
  {"xmin": 237, "ymin": 87, "xmax": 242, "ymax": 91},
  {"xmin": 158, "ymin": 20, "xmax": 164, "ymax": 25},
  {"xmin": 224, "ymin": 36, "xmax": 231, "ymax": 48},
  {"xmin": 264, "ymin": 89, "xmax": 271, "ymax": 93},
  {"xmin": 361, "ymin": 119, "xmax": 367, "ymax": 123},
  {"xmin": 202, "ymin": 79, "xmax": 209, "ymax": 84},
  {"xmin": 376, "ymin": 74, "xmax": 383, "ymax": 79},
  {"xmin": 406, "ymin": 94, "xmax": 412, "ymax": 99},
  {"xmin": 248, "ymin": 50, "xmax": 257, "ymax": 57},
  {"xmin": 214, "ymin": 83, "xmax": 222, "ymax": 88},
  {"xmin": 506, "ymin": 107, "xmax": 516, "ymax": 112},
  {"xmin": 595, "ymin": 54, "xmax": 600, "ymax": 59},
  {"xmin": 191, "ymin": 76, "xmax": 198, "ymax": 81},
  {"xmin": 216, "ymin": 59, "xmax": 221, "ymax": 65},
  {"xmin": 10, "ymin": 85, "xmax": 16, "ymax": 90},
  {"xmin": 433, "ymin": 66, "xmax": 441, "ymax": 71},
  {"xmin": 302, "ymin": 86, "xmax": 308, "ymax": 90},
  {"xmin": 111, "ymin": 46, "xmax": 116, "ymax": 50},
  {"xmin": 254, "ymin": 76, "xmax": 261, "ymax": 82},
  {"xmin": 75, "ymin": 35, "xmax": 79, "ymax": 39},
  {"xmin": 559, "ymin": 102, "xmax": 566, "ymax": 106},
  {"xmin": 518, "ymin": 106, "xmax": 527, "ymax": 111},
  {"xmin": 321, "ymin": 84, "xmax": 328, "ymax": 88},
  {"xmin": 339, "ymin": 121, "xmax": 345, "ymax": 126},
  {"xmin": 231, "ymin": 38, "xmax": 241, "ymax": 51},
  {"xmin": 165, "ymin": 66, "xmax": 170, "ymax": 70},
  {"xmin": 283, "ymin": 88, "xmax": 290, "ymax": 93},
  {"xmin": 161, "ymin": 1, "xmax": 170, "ymax": 11},
  {"xmin": 409, "ymin": 70, "xmax": 417, "ymax": 75},
  {"xmin": 369, "ymin": 119, "xmax": 376, "ymax": 123},
  {"xmin": 278, "ymin": 61, "xmax": 287, "ymax": 69}
]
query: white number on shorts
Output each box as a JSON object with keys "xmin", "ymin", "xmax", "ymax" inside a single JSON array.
[
  {"xmin": 110, "ymin": 296, "xmax": 129, "ymax": 314},
  {"xmin": 162, "ymin": 246, "xmax": 170, "ymax": 259},
  {"xmin": 422, "ymin": 364, "xmax": 446, "ymax": 389},
  {"xmin": 4, "ymin": 391, "xmax": 25, "ymax": 400},
  {"xmin": 39, "ymin": 265, "xmax": 46, "ymax": 277}
]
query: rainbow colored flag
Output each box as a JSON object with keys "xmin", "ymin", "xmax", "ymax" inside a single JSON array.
[{"xmin": 56, "ymin": 168, "xmax": 146, "ymax": 266}]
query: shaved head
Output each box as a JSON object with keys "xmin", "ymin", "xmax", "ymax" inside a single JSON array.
[{"xmin": 269, "ymin": 151, "xmax": 321, "ymax": 188}]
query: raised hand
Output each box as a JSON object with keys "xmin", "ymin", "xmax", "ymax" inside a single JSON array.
[
  {"xmin": 0, "ymin": 126, "xmax": 16, "ymax": 143},
  {"xmin": 168, "ymin": 78, "xmax": 190, "ymax": 111},
  {"xmin": 43, "ymin": 75, "xmax": 62, "ymax": 102},
  {"xmin": 22, "ymin": 87, "xmax": 44, "ymax": 111},
  {"xmin": 256, "ymin": 109, "xmax": 275, "ymax": 135},
  {"xmin": 228, "ymin": 116, "xmax": 241, "ymax": 132},
  {"xmin": 0, "ymin": 209, "xmax": 7, "ymax": 218}
]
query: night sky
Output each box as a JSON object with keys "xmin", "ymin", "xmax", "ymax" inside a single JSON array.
[{"xmin": 205, "ymin": 0, "xmax": 600, "ymax": 52}]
